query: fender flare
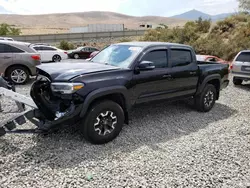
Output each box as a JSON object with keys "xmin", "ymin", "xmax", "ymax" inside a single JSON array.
[
  {"xmin": 196, "ymin": 74, "xmax": 221, "ymax": 95},
  {"xmin": 80, "ymin": 86, "xmax": 130, "ymax": 118}
]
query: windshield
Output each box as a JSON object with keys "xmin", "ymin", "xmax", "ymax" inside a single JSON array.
[{"xmin": 91, "ymin": 44, "xmax": 142, "ymax": 68}]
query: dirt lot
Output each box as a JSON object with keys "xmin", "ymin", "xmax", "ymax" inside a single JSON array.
[{"xmin": 0, "ymin": 77, "xmax": 250, "ymax": 188}]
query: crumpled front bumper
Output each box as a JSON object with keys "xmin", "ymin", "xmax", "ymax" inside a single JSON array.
[
  {"xmin": 0, "ymin": 103, "xmax": 83, "ymax": 137},
  {"xmin": 0, "ymin": 79, "xmax": 84, "ymax": 137}
]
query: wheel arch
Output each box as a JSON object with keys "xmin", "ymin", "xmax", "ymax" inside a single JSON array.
[
  {"xmin": 196, "ymin": 74, "xmax": 221, "ymax": 100},
  {"xmin": 80, "ymin": 86, "xmax": 130, "ymax": 124},
  {"xmin": 5, "ymin": 64, "xmax": 31, "ymax": 77}
]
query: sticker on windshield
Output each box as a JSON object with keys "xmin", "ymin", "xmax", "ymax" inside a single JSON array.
[{"xmin": 129, "ymin": 47, "xmax": 141, "ymax": 51}]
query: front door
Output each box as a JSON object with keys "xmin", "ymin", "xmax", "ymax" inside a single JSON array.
[{"xmin": 133, "ymin": 48, "xmax": 173, "ymax": 104}]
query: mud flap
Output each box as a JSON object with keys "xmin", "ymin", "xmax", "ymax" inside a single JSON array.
[{"xmin": 0, "ymin": 127, "xmax": 6, "ymax": 137}]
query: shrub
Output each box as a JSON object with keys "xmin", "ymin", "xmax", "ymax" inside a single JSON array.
[
  {"xmin": 58, "ymin": 40, "xmax": 75, "ymax": 50},
  {"xmin": 141, "ymin": 13, "xmax": 250, "ymax": 61},
  {"xmin": 0, "ymin": 23, "xmax": 21, "ymax": 36}
]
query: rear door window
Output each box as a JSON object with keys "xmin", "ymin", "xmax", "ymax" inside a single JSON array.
[
  {"xmin": 34, "ymin": 46, "xmax": 43, "ymax": 51},
  {"xmin": 43, "ymin": 46, "xmax": 57, "ymax": 51},
  {"xmin": 0, "ymin": 43, "xmax": 24, "ymax": 53},
  {"xmin": 171, "ymin": 49, "xmax": 192, "ymax": 67},
  {"xmin": 236, "ymin": 52, "xmax": 250, "ymax": 62}
]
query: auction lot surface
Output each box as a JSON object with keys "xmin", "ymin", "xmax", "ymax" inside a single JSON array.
[{"xmin": 0, "ymin": 77, "xmax": 250, "ymax": 188}]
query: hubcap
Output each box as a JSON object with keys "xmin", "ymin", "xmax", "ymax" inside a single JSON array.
[
  {"xmin": 11, "ymin": 69, "xmax": 27, "ymax": 83},
  {"xmin": 74, "ymin": 54, "xmax": 79, "ymax": 59},
  {"xmin": 94, "ymin": 111, "xmax": 117, "ymax": 136},
  {"xmin": 204, "ymin": 90, "xmax": 214, "ymax": 108},
  {"xmin": 54, "ymin": 55, "xmax": 61, "ymax": 62}
]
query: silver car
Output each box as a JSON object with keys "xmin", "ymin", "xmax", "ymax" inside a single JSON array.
[
  {"xmin": 231, "ymin": 50, "xmax": 250, "ymax": 85},
  {"xmin": 0, "ymin": 40, "xmax": 41, "ymax": 84}
]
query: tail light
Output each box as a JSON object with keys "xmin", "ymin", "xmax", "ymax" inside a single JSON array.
[
  {"xmin": 31, "ymin": 55, "xmax": 41, "ymax": 61},
  {"xmin": 64, "ymin": 52, "xmax": 68, "ymax": 54}
]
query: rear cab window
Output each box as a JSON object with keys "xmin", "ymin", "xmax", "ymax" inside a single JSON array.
[
  {"xmin": 170, "ymin": 49, "xmax": 192, "ymax": 67},
  {"xmin": 236, "ymin": 52, "xmax": 250, "ymax": 62}
]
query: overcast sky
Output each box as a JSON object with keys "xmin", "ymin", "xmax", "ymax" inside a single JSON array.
[{"xmin": 0, "ymin": 0, "xmax": 239, "ymax": 16}]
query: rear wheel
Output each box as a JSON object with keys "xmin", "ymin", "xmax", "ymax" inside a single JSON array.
[
  {"xmin": 81, "ymin": 100, "xmax": 124, "ymax": 144},
  {"xmin": 233, "ymin": 77, "xmax": 243, "ymax": 85},
  {"xmin": 52, "ymin": 55, "xmax": 61, "ymax": 62},
  {"xmin": 6, "ymin": 66, "xmax": 30, "ymax": 85},
  {"xmin": 74, "ymin": 54, "xmax": 79, "ymax": 59},
  {"xmin": 195, "ymin": 84, "xmax": 217, "ymax": 112}
]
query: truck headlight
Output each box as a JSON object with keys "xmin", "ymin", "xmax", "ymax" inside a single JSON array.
[{"xmin": 50, "ymin": 82, "xmax": 84, "ymax": 94}]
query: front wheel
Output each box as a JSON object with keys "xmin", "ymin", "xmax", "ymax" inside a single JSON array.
[
  {"xmin": 195, "ymin": 84, "xmax": 217, "ymax": 112},
  {"xmin": 81, "ymin": 100, "xmax": 125, "ymax": 144}
]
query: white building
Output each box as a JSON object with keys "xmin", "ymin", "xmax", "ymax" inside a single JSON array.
[{"xmin": 70, "ymin": 24, "xmax": 124, "ymax": 33}]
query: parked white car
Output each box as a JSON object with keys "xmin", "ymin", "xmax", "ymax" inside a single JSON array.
[
  {"xmin": 0, "ymin": 37, "xmax": 14, "ymax": 41},
  {"xmin": 31, "ymin": 45, "xmax": 68, "ymax": 62}
]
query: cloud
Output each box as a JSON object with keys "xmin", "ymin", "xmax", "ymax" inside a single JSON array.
[
  {"xmin": 0, "ymin": 0, "xmax": 239, "ymax": 16},
  {"xmin": 0, "ymin": 0, "xmax": 128, "ymax": 14}
]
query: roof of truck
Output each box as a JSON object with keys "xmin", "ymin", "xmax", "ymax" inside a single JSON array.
[{"xmin": 117, "ymin": 41, "xmax": 192, "ymax": 48}]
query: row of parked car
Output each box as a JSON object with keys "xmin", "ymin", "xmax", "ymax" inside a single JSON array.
[
  {"xmin": 0, "ymin": 39, "xmax": 100, "ymax": 84},
  {"xmin": 0, "ymin": 39, "xmax": 249, "ymax": 86}
]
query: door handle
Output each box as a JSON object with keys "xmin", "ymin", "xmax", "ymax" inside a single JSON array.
[
  {"xmin": 189, "ymin": 71, "xmax": 196, "ymax": 75},
  {"xmin": 163, "ymin": 74, "xmax": 174, "ymax": 80},
  {"xmin": 163, "ymin": 74, "xmax": 172, "ymax": 78},
  {"xmin": 3, "ymin": 56, "xmax": 11, "ymax": 59}
]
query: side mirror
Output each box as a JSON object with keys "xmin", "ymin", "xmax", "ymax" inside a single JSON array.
[{"xmin": 137, "ymin": 61, "xmax": 155, "ymax": 71}]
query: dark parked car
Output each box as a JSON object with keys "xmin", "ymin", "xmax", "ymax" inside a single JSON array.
[
  {"xmin": 2, "ymin": 42, "xmax": 229, "ymax": 144},
  {"xmin": 68, "ymin": 46, "xmax": 99, "ymax": 59}
]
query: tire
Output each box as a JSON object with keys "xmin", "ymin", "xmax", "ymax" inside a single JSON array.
[
  {"xmin": 233, "ymin": 77, "xmax": 243, "ymax": 85},
  {"xmin": 74, "ymin": 54, "xmax": 79, "ymax": 59},
  {"xmin": 52, "ymin": 55, "xmax": 61, "ymax": 62},
  {"xmin": 81, "ymin": 100, "xmax": 125, "ymax": 145},
  {"xmin": 195, "ymin": 84, "xmax": 217, "ymax": 112},
  {"xmin": 6, "ymin": 66, "xmax": 30, "ymax": 85}
]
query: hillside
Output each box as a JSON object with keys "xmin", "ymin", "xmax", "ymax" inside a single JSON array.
[
  {"xmin": 171, "ymin": 9, "xmax": 234, "ymax": 21},
  {"xmin": 0, "ymin": 11, "xmax": 187, "ymax": 35}
]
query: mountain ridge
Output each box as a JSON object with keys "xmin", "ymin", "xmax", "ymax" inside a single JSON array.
[{"xmin": 171, "ymin": 9, "xmax": 235, "ymax": 21}]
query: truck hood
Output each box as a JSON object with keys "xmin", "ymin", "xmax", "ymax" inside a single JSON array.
[{"xmin": 36, "ymin": 62, "xmax": 121, "ymax": 81}]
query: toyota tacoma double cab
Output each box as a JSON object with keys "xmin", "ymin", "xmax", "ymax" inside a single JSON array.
[{"xmin": 5, "ymin": 42, "xmax": 230, "ymax": 144}]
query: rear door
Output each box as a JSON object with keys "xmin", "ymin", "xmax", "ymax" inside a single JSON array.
[
  {"xmin": 233, "ymin": 52, "xmax": 250, "ymax": 74},
  {"xmin": 41, "ymin": 46, "xmax": 57, "ymax": 62},
  {"xmin": 0, "ymin": 43, "xmax": 13, "ymax": 74},
  {"xmin": 168, "ymin": 48, "xmax": 199, "ymax": 97}
]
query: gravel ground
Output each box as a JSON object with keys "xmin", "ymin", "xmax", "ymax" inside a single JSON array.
[{"xmin": 0, "ymin": 77, "xmax": 250, "ymax": 188}]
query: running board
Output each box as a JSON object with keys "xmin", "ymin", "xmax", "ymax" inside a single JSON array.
[{"xmin": 0, "ymin": 87, "xmax": 37, "ymax": 109}]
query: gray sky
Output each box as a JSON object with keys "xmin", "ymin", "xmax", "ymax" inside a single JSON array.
[{"xmin": 0, "ymin": 0, "xmax": 239, "ymax": 16}]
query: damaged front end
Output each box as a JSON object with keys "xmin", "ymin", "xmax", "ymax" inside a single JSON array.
[{"xmin": 30, "ymin": 75, "xmax": 85, "ymax": 132}]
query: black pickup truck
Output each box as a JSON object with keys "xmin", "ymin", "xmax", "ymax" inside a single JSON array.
[{"xmin": 13, "ymin": 42, "xmax": 230, "ymax": 144}]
